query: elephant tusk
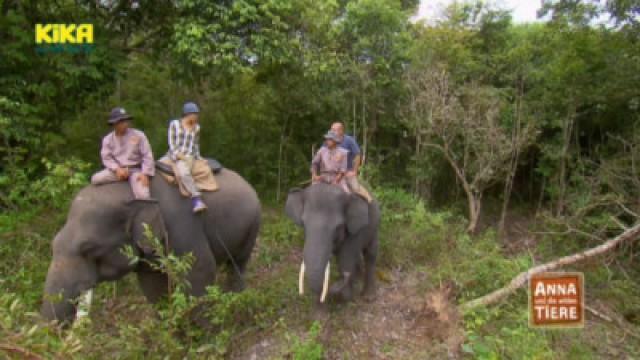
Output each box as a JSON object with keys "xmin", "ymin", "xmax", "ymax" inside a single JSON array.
[
  {"xmin": 298, "ymin": 262, "xmax": 305, "ymax": 295},
  {"xmin": 320, "ymin": 262, "xmax": 330, "ymax": 303},
  {"xmin": 75, "ymin": 289, "xmax": 93, "ymax": 320}
]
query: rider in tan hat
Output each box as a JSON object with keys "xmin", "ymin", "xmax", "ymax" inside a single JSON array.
[{"xmin": 311, "ymin": 131, "xmax": 348, "ymax": 192}]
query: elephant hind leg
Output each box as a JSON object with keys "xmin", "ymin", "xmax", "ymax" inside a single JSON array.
[
  {"xmin": 224, "ymin": 219, "xmax": 258, "ymax": 293},
  {"xmin": 222, "ymin": 245, "xmax": 250, "ymax": 293},
  {"xmin": 224, "ymin": 258, "xmax": 248, "ymax": 292}
]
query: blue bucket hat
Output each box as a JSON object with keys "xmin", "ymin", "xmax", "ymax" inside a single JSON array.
[
  {"xmin": 108, "ymin": 107, "xmax": 133, "ymax": 124},
  {"xmin": 183, "ymin": 102, "xmax": 200, "ymax": 115}
]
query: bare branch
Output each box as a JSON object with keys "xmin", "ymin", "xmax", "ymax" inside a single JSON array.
[{"xmin": 460, "ymin": 222, "xmax": 640, "ymax": 311}]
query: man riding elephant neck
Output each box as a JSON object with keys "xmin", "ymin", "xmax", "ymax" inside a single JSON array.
[
  {"xmin": 330, "ymin": 122, "xmax": 372, "ymax": 202},
  {"xmin": 91, "ymin": 107, "xmax": 154, "ymax": 199},
  {"xmin": 311, "ymin": 131, "xmax": 348, "ymax": 192}
]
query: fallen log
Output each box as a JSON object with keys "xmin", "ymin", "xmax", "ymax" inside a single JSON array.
[
  {"xmin": 460, "ymin": 222, "xmax": 640, "ymax": 311},
  {"xmin": 0, "ymin": 343, "xmax": 44, "ymax": 360}
]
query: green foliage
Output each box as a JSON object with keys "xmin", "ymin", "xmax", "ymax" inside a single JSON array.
[
  {"xmin": 288, "ymin": 321, "xmax": 325, "ymax": 360},
  {"xmin": 0, "ymin": 4, "xmax": 120, "ymax": 190},
  {"xmin": 0, "ymin": 157, "xmax": 90, "ymax": 210},
  {"xmin": 0, "ymin": 159, "xmax": 89, "ymax": 308},
  {"xmin": 0, "ymin": 293, "xmax": 83, "ymax": 357},
  {"xmin": 463, "ymin": 305, "xmax": 555, "ymax": 359},
  {"xmin": 172, "ymin": 0, "xmax": 299, "ymax": 77},
  {"xmin": 256, "ymin": 211, "xmax": 303, "ymax": 267}
]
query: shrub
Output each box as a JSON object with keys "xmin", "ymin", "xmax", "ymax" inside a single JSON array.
[{"xmin": 288, "ymin": 321, "xmax": 324, "ymax": 360}]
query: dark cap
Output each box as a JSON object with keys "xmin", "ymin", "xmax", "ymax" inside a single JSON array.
[{"xmin": 108, "ymin": 107, "xmax": 133, "ymax": 124}]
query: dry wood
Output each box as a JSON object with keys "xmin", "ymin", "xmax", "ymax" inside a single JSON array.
[
  {"xmin": 0, "ymin": 343, "xmax": 44, "ymax": 360},
  {"xmin": 460, "ymin": 222, "xmax": 640, "ymax": 311},
  {"xmin": 585, "ymin": 305, "xmax": 613, "ymax": 322},
  {"xmin": 585, "ymin": 305, "xmax": 640, "ymax": 340}
]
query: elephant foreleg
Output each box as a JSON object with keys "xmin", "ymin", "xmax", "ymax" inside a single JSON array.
[
  {"xmin": 361, "ymin": 239, "xmax": 378, "ymax": 299},
  {"xmin": 333, "ymin": 238, "xmax": 363, "ymax": 302},
  {"xmin": 136, "ymin": 266, "xmax": 168, "ymax": 303},
  {"xmin": 185, "ymin": 239, "xmax": 217, "ymax": 296}
]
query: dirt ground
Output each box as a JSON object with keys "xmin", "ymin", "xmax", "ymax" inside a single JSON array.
[{"xmin": 232, "ymin": 266, "xmax": 464, "ymax": 360}]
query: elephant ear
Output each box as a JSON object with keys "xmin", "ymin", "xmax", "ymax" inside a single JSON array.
[
  {"xmin": 346, "ymin": 195, "xmax": 369, "ymax": 235},
  {"xmin": 285, "ymin": 188, "xmax": 304, "ymax": 227},
  {"xmin": 127, "ymin": 199, "xmax": 167, "ymax": 253}
]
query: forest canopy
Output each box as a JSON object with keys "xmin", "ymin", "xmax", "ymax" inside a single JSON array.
[{"xmin": 2, "ymin": 0, "xmax": 639, "ymax": 223}]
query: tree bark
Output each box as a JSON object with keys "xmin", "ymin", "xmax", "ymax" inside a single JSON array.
[
  {"xmin": 556, "ymin": 104, "xmax": 576, "ymax": 216},
  {"xmin": 425, "ymin": 142, "xmax": 482, "ymax": 234},
  {"xmin": 499, "ymin": 79, "xmax": 525, "ymax": 236},
  {"xmin": 0, "ymin": 343, "xmax": 44, "ymax": 360},
  {"xmin": 276, "ymin": 126, "xmax": 285, "ymax": 201},
  {"xmin": 460, "ymin": 222, "xmax": 640, "ymax": 311},
  {"xmin": 467, "ymin": 192, "xmax": 482, "ymax": 234}
]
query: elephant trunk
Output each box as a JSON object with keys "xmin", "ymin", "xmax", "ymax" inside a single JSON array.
[
  {"xmin": 41, "ymin": 255, "xmax": 96, "ymax": 324},
  {"xmin": 301, "ymin": 232, "xmax": 333, "ymax": 303}
]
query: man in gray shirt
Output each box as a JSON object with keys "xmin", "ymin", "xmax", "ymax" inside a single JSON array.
[{"xmin": 330, "ymin": 122, "xmax": 372, "ymax": 202}]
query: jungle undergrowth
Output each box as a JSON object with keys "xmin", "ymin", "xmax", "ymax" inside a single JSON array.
[{"xmin": 1, "ymin": 179, "xmax": 639, "ymax": 358}]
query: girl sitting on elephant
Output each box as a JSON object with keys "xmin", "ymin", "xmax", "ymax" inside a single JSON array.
[
  {"xmin": 311, "ymin": 131, "xmax": 349, "ymax": 192},
  {"xmin": 163, "ymin": 102, "xmax": 207, "ymax": 213}
]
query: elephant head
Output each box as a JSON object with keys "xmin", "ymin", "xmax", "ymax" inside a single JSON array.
[
  {"xmin": 285, "ymin": 184, "xmax": 369, "ymax": 303},
  {"xmin": 41, "ymin": 190, "xmax": 166, "ymax": 324}
]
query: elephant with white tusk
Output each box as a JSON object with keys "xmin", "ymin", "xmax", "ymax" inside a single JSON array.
[
  {"xmin": 41, "ymin": 167, "xmax": 260, "ymax": 325},
  {"xmin": 286, "ymin": 183, "xmax": 380, "ymax": 306}
]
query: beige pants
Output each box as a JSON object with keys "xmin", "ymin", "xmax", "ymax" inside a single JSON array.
[
  {"xmin": 91, "ymin": 168, "xmax": 150, "ymax": 199},
  {"xmin": 174, "ymin": 156, "xmax": 201, "ymax": 197},
  {"xmin": 345, "ymin": 174, "xmax": 372, "ymax": 202}
]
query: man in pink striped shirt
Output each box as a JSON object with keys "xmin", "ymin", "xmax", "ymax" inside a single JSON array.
[{"xmin": 91, "ymin": 107, "xmax": 155, "ymax": 199}]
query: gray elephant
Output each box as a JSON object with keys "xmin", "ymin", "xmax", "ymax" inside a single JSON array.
[
  {"xmin": 285, "ymin": 183, "xmax": 380, "ymax": 305},
  {"xmin": 41, "ymin": 167, "xmax": 260, "ymax": 323}
]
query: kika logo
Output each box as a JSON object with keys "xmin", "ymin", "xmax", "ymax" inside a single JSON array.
[
  {"xmin": 35, "ymin": 24, "xmax": 94, "ymax": 54},
  {"xmin": 36, "ymin": 24, "xmax": 93, "ymax": 44}
]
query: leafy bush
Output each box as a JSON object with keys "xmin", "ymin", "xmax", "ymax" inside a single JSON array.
[
  {"xmin": 438, "ymin": 230, "xmax": 532, "ymax": 302},
  {"xmin": 256, "ymin": 212, "xmax": 303, "ymax": 268},
  {"xmin": 0, "ymin": 157, "xmax": 90, "ymax": 210},
  {"xmin": 463, "ymin": 305, "xmax": 555, "ymax": 359},
  {"xmin": 0, "ymin": 159, "xmax": 89, "ymax": 308},
  {"xmin": 288, "ymin": 321, "xmax": 325, "ymax": 360},
  {"xmin": 0, "ymin": 292, "xmax": 81, "ymax": 358},
  {"xmin": 375, "ymin": 186, "xmax": 459, "ymax": 267}
]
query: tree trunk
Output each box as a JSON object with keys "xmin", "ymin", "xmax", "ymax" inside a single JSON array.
[
  {"xmin": 276, "ymin": 125, "xmax": 285, "ymax": 202},
  {"xmin": 460, "ymin": 222, "xmax": 640, "ymax": 311},
  {"xmin": 362, "ymin": 96, "xmax": 368, "ymax": 168},
  {"xmin": 426, "ymin": 142, "xmax": 482, "ymax": 234},
  {"xmin": 414, "ymin": 118, "xmax": 421, "ymax": 196},
  {"xmin": 499, "ymin": 80, "xmax": 525, "ymax": 236},
  {"xmin": 467, "ymin": 190, "xmax": 482, "ymax": 234},
  {"xmin": 556, "ymin": 104, "xmax": 575, "ymax": 216},
  {"xmin": 352, "ymin": 97, "xmax": 357, "ymax": 140}
]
